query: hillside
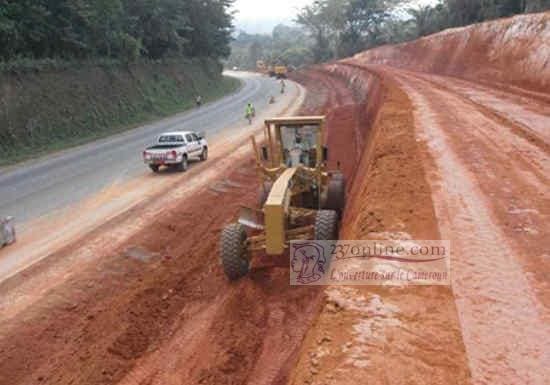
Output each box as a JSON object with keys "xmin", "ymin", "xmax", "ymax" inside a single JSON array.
[
  {"xmin": 0, "ymin": 59, "xmax": 239, "ymax": 166},
  {"xmin": 351, "ymin": 12, "xmax": 550, "ymax": 92}
]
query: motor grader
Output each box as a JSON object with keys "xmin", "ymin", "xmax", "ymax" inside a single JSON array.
[{"xmin": 220, "ymin": 116, "xmax": 346, "ymax": 280}]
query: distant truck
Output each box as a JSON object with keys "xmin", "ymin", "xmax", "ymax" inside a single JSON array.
[
  {"xmin": 274, "ymin": 65, "xmax": 288, "ymax": 79},
  {"xmin": 142, "ymin": 131, "xmax": 208, "ymax": 173}
]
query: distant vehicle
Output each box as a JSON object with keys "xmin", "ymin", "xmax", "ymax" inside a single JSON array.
[
  {"xmin": 0, "ymin": 216, "xmax": 16, "ymax": 247},
  {"xmin": 142, "ymin": 131, "xmax": 208, "ymax": 173},
  {"xmin": 275, "ymin": 65, "xmax": 288, "ymax": 79}
]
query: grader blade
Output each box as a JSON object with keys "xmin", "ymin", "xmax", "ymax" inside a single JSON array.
[{"xmin": 238, "ymin": 207, "xmax": 265, "ymax": 230}]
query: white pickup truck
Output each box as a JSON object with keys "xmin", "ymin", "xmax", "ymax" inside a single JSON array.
[{"xmin": 142, "ymin": 131, "xmax": 208, "ymax": 173}]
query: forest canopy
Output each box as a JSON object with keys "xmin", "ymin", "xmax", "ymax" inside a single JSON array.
[
  {"xmin": 0, "ymin": 0, "xmax": 235, "ymax": 62},
  {"xmin": 295, "ymin": 0, "xmax": 550, "ymax": 61},
  {"xmin": 227, "ymin": 0, "xmax": 549, "ymax": 69}
]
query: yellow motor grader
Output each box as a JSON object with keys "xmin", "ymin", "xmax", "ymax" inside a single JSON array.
[{"xmin": 220, "ymin": 116, "xmax": 346, "ymax": 280}]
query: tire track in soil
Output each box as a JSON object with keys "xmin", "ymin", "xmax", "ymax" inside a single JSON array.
[
  {"xmin": 390, "ymin": 68, "xmax": 550, "ymax": 385},
  {"xmin": 0, "ymin": 79, "xmax": 337, "ymax": 385}
]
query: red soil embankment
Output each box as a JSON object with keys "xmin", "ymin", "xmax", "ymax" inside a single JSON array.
[
  {"xmin": 351, "ymin": 12, "xmax": 550, "ymax": 93},
  {"xmin": 289, "ymin": 65, "xmax": 472, "ymax": 385},
  {"xmin": 290, "ymin": 11, "xmax": 550, "ymax": 385}
]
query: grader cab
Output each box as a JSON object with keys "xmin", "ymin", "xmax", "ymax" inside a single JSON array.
[{"xmin": 220, "ymin": 116, "xmax": 346, "ymax": 280}]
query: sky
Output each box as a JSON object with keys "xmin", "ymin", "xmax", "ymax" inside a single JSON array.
[
  {"xmin": 232, "ymin": 0, "xmax": 312, "ymax": 33},
  {"xmin": 232, "ymin": 0, "xmax": 438, "ymax": 34}
]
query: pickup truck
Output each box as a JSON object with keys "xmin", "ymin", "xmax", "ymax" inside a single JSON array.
[{"xmin": 143, "ymin": 131, "xmax": 208, "ymax": 173}]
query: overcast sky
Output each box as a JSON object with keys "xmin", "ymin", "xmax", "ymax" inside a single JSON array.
[
  {"xmin": 232, "ymin": 0, "xmax": 311, "ymax": 22},
  {"xmin": 232, "ymin": 0, "xmax": 438, "ymax": 33},
  {"xmin": 232, "ymin": 0, "xmax": 312, "ymax": 33}
]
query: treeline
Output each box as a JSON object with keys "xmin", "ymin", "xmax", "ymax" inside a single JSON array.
[
  {"xmin": 297, "ymin": 0, "xmax": 550, "ymax": 62},
  {"xmin": 227, "ymin": 0, "xmax": 549, "ymax": 70},
  {"xmin": 0, "ymin": 0, "xmax": 234, "ymax": 62},
  {"xmin": 226, "ymin": 25, "xmax": 313, "ymax": 70}
]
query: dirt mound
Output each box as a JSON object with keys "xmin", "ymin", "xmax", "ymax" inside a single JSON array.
[{"xmin": 351, "ymin": 12, "xmax": 550, "ymax": 92}]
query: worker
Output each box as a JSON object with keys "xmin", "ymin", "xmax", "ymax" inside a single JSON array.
[
  {"xmin": 269, "ymin": 95, "xmax": 276, "ymax": 104},
  {"xmin": 280, "ymin": 79, "xmax": 286, "ymax": 94},
  {"xmin": 245, "ymin": 102, "xmax": 255, "ymax": 124},
  {"xmin": 195, "ymin": 95, "xmax": 202, "ymax": 107},
  {"xmin": 289, "ymin": 133, "xmax": 306, "ymax": 166}
]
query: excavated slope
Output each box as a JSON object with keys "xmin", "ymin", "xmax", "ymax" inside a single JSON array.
[{"xmin": 351, "ymin": 12, "xmax": 550, "ymax": 92}]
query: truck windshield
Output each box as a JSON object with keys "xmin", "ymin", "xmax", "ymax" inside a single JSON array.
[{"xmin": 159, "ymin": 135, "xmax": 184, "ymax": 143}]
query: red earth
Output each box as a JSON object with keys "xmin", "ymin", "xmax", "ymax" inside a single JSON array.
[{"xmin": 0, "ymin": 12, "xmax": 548, "ymax": 385}]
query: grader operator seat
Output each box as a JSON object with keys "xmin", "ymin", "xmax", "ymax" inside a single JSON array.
[
  {"xmin": 219, "ymin": 116, "xmax": 346, "ymax": 280},
  {"xmin": 282, "ymin": 126, "xmax": 316, "ymax": 168}
]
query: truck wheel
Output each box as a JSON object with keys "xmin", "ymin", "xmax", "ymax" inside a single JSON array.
[
  {"xmin": 199, "ymin": 147, "xmax": 208, "ymax": 161},
  {"xmin": 325, "ymin": 173, "xmax": 346, "ymax": 215},
  {"xmin": 314, "ymin": 210, "xmax": 338, "ymax": 240},
  {"xmin": 149, "ymin": 165, "xmax": 160, "ymax": 173},
  {"xmin": 176, "ymin": 155, "xmax": 188, "ymax": 172},
  {"xmin": 220, "ymin": 223, "xmax": 249, "ymax": 280}
]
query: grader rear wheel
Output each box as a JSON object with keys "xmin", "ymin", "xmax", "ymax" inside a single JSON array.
[
  {"xmin": 314, "ymin": 210, "xmax": 339, "ymax": 240},
  {"xmin": 325, "ymin": 173, "xmax": 346, "ymax": 214},
  {"xmin": 220, "ymin": 223, "xmax": 249, "ymax": 280}
]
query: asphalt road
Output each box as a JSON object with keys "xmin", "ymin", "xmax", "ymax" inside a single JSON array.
[{"xmin": 0, "ymin": 71, "xmax": 282, "ymax": 224}]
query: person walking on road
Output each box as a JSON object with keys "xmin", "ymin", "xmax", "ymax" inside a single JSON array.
[
  {"xmin": 195, "ymin": 95, "xmax": 202, "ymax": 108},
  {"xmin": 245, "ymin": 103, "xmax": 255, "ymax": 124}
]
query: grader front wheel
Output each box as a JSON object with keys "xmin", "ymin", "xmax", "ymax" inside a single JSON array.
[{"xmin": 220, "ymin": 223, "xmax": 250, "ymax": 280}]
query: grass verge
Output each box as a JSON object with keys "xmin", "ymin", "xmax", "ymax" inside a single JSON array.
[{"xmin": 0, "ymin": 60, "xmax": 241, "ymax": 167}]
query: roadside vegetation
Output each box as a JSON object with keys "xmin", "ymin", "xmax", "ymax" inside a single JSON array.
[
  {"xmin": 227, "ymin": 0, "xmax": 549, "ymax": 69},
  {"xmin": 0, "ymin": 60, "xmax": 240, "ymax": 166},
  {"xmin": 0, "ymin": 0, "xmax": 233, "ymax": 62},
  {"xmin": 0, "ymin": 0, "xmax": 237, "ymax": 166}
]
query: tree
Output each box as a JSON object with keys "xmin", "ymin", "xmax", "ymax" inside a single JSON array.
[
  {"xmin": 296, "ymin": 0, "xmax": 403, "ymax": 60},
  {"xmin": 0, "ymin": 0, "xmax": 235, "ymax": 62},
  {"xmin": 248, "ymin": 41, "xmax": 263, "ymax": 68},
  {"xmin": 480, "ymin": 0, "xmax": 526, "ymax": 20},
  {"xmin": 296, "ymin": 1, "xmax": 334, "ymax": 62},
  {"xmin": 525, "ymin": 0, "xmax": 550, "ymax": 11}
]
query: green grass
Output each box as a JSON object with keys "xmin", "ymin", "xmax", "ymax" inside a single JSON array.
[{"xmin": 0, "ymin": 60, "xmax": 241, "ymax": 167}]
